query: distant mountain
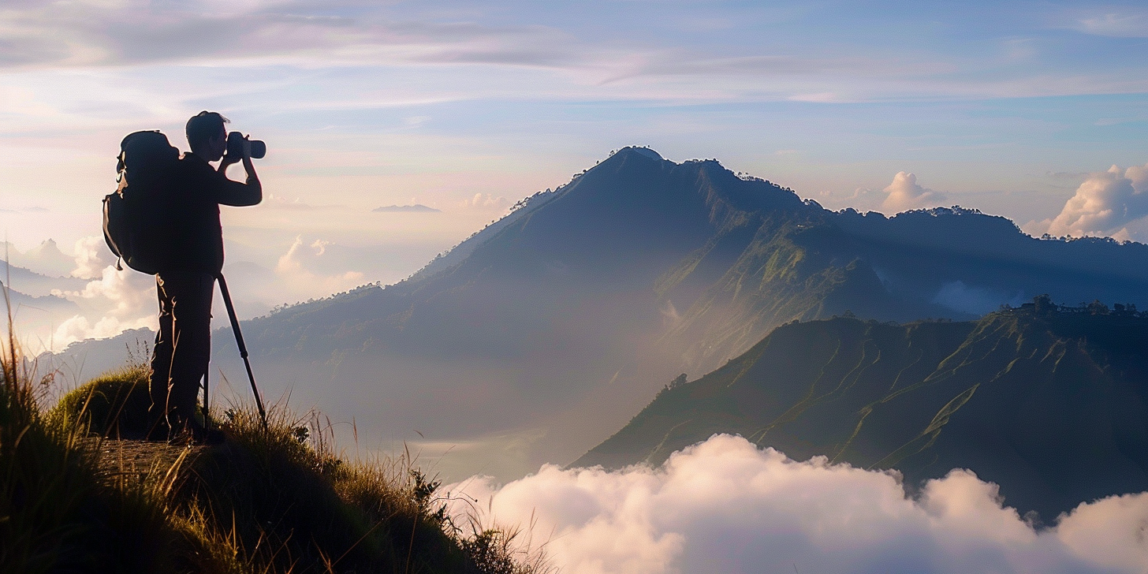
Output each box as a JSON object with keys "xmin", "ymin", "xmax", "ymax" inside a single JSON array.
[
  {"xmin": 576, "ymin": 300, "xmax": 1148, "ymax": 519},
  {"xmin": 1, "ymin": 259, "xmax": 87, "ymax": 297},
  {"xmin": 1, "ymin": 239, "xmax": 76, "ymax": 278},
  {"xmin": 51, "ymin": 147, "xmax": 1148, "ymax": 480},
  {"xmin": 1, "ymin": 260, "xmax": 84, "ymax": 353},
  {"xmin": 372, "ymin": 204, "xmax": 441, "ymax": 213},
  {"xmin": 35, "ymin": 328, "xmax": 154, "ymax": 388}
]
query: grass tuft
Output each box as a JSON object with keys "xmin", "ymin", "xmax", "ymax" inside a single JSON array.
[{"xmin": 46, "ymin": 363, "xmax": 152, "ymax": 439}]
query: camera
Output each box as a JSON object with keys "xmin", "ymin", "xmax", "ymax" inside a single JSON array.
[{"xmin": 225, "ymin": 131, "xmax": 267, "ymax": 159}]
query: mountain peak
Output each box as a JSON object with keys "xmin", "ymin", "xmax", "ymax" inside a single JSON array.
[
  {"xmin": 628, "ymin": 147, "xmax": 663, "ymax": 161},
  {"xmin": 605, "ymin": 146, "xmax": 664, "ymax": 164}
]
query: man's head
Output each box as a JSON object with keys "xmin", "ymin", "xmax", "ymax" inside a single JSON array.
[{"xmin": 186, "ymin": 111, "xmax": 230, "ymax": 161}]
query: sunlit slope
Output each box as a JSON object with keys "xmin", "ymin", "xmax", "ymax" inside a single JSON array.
[
  {"xmin": 234, "ymin": 148, "xmax": 818, "ymax": 367},
  {"xmin": 576, "ymin": 303, "xmax": 1148, "ymax": 518}
]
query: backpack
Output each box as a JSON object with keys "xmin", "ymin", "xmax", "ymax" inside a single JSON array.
[{"xmin": 103, "ymin": 131, "xmax": 180, "ymax": 274}]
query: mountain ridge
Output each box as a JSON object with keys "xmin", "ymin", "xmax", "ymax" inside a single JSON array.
[{"xmin": 575, "ymin": 298, "xmax": 1148, "ymax": 519}]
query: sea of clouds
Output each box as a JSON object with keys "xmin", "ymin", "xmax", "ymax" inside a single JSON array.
[{"xmin": 446, "ymin": 435, "xmax": 1148, "ymax": 574}]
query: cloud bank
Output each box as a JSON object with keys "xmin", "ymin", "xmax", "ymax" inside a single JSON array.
[
  {"xmin": 1046, "ymin": 162, "xmax": 1148, "ymax": 238},
  {"xmin": 446, "ymin": 435, "xmax": 1148, "ymax": 574}
]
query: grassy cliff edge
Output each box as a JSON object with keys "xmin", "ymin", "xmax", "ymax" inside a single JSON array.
[{"xmin": 2, "ymin": 358, "xmax": 548, "ymax": 574}]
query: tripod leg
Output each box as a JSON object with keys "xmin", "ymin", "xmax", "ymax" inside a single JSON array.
[
  {"xmin": 216, "ymin": 273, "xmax": 269, "ymax": 429},
  {"xmin": 202, "ymin": 366, "xmax": 210, "ymax": 430}
]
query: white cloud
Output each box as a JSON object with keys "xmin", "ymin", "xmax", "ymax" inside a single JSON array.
[
  {"xmin": 63, "ymin": 263, "xmax": 154, "ymax": 318},
  {"xmin": 882, "ymin": 171, "xmax": 946, "ymax": 213},
  {"xmin": 1057, "ymin": 493, "xmax": 1148, "ymax": 572},
  {"xmin": 53, "ymin": 313, "xmax": 153, "ymax": 346},
  {"xmin": 70, "ymin": 235, "xmax": 115, "ymax": 280},
  {"xmin": 446, "ymin": 435, "xmax": 1148, "ymax": 574},
  {"xmin": 50, "ymin": 245, "xmax": 157, "ymax": 347},
  {"xmin": 1046, "ymin": 162, "xmax": 1148, "ymax": 237},
  {"xmin": 275, "ymin": 235, "xmax": 365, "ymax": 296},
  {"xmin": 459, "ymin": 193, "xmax": 511, "ymax": 212}
]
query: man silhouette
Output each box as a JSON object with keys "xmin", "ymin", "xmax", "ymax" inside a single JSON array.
[{"xmin": 149, "ymin": 111, "xmax": 261, "ymax": 443}]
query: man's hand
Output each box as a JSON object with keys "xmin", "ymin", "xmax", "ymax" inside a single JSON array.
[
  {"xmin": 238, "ymin": 135, "xmax": 258, "ymax": 185},
  {"xmin": 218, "ymin": 153, "xmax": 240, "ymax": 171},
  {"xmin": 217, "ymin": 135, "xmax": 250, "ymax": 173}
]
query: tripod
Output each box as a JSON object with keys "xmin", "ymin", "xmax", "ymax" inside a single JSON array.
[{"xmin": 203, "ymin": 273, "xmax": 269, "ymax": 430}]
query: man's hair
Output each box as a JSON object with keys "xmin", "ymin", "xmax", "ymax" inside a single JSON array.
[{"xmin": 185, "ymin": 111, "xmax": 230, "ymax": 150}]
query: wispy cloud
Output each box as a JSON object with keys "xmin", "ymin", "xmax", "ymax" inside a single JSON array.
[
  {"xmin": 1075, "ymin": 12, "xmax": 1148, "ymax": 38},
  {"xmin": 0, "ymin": 1, "xmax": 584, "ymax": 70},
  {"xmin": 458, "ymin": 193, "xmax": 510, "ymax": 212},
  {"xmin": 5, "ymin": 0, "xmax": 1148, "ymax": 103},
  {"xmin": 274, "ymin": 235, "xmax": 365, "ymax": 297}
]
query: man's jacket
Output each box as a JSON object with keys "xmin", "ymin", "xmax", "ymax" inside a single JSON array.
[{"xmin": 163, "ymin": 154, "xmax": 261, "ymax": 274}]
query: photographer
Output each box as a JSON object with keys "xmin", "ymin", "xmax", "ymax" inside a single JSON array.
[{"xmin": 148, "ymin": 111, "xmax": 262, "ymax": 443}]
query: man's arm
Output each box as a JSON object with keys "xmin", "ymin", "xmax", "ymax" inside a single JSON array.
[{"xmin": 216, "ymin": 139, "xmax": 262, "ymax": 207}]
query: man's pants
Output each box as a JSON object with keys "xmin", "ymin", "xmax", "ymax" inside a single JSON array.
[{"xmin": 149, "ymin": 270, "xmax": 214, "ymax": 435}]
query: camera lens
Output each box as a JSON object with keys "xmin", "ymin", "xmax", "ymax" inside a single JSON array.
[
  {"xmin": 226, "ymin": 132, "xmax": 244, "ymax": 157},
  {"xmin": 226, "ymin": 131, "xmax": 267, "ymax": 159}
]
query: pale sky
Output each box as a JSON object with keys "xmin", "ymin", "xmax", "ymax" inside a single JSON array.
[{"xmin": 3, "ymin": 0, "xmax": 1148, "ymax": 348}]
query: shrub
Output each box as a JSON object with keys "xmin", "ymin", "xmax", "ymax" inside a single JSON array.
[{"xmin": 47, "ymin": 364, "xmax": 152, "ymax": 439}]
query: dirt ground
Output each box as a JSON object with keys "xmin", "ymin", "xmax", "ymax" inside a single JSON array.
[{"xmin": 87, "ymin": 438, "xmax": 206, "ymax": 480}]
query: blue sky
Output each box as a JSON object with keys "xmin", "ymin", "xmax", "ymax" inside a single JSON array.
[{"xmin": 2, "ymin": 0, "xmax": 1148, "ymax": 346}]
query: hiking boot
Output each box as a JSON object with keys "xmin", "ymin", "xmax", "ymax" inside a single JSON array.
[
  {"xmin": 145, "ymin": 418, "xmax": 171, "ymax": 442},
  {"xmin": 167, "ymin": 420, "xmax": 226, "ymax": 446},
  {"xmin": 190, "ymin": 422, "xmax": 227, "ymax": 446}
]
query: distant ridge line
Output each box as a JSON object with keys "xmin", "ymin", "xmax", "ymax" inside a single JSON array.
[{"xmin": 373, "ymin": 204, "xmax": 440, "ymax": 213}]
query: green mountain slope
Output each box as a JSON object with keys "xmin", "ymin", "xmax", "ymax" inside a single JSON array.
[{"xmin": 575, "ymin": 299, "xmax": 1148, "ymax": 519}]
